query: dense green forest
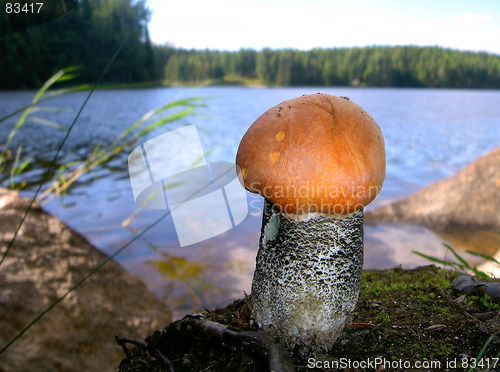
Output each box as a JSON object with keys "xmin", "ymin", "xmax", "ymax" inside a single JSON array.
[
  {"xmin": 160, "ymin": 46, "xmax": 500, "ymax": 88},
  {"xmin": 0, "ymin": 0, "xmax": 155, "ymax": 88},
  {"xmin": 1, "ymin": 0, "xmax": 500, "ymax": 89}
]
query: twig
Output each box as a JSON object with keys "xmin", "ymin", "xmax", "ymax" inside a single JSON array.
[
  {"xmin": 115, "ymin": 336, "xmax": 147, "ymax": 357},
  {"xmin": 149, "ymin": 347, "xmax": 174, "ymax": 372}
]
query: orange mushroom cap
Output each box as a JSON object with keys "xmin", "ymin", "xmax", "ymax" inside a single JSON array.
[{"xmin": 236, "ymin": 93, "xmax": 386, "ymax": 217}]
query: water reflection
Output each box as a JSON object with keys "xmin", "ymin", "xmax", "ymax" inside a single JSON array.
[
  {"xmin": 126, "ymin": 232, "xmax": 258, "ymax": 320},
  {"xmin": 147, "ymin": 252, "xmax": 220, "ymax": 316},
  {"xmin": 432, "ymin": 229, "xmax": 500, "ymax": 258}
]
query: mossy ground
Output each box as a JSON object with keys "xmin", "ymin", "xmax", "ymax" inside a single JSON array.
[{"xmin": 118, "ymin": 266, "xmax": 499, "ymax": 371}]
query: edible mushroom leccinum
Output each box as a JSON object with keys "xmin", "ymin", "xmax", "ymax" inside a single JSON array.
[{"xmin": 236, "ymin": 93, "xmax": 386, "ymax": 353}]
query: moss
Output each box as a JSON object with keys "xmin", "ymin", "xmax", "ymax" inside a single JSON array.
[
  {"xmin": 361, "ymin": 266, "xmax": 455, "ymax": 294},
  {"xmin": 118, "ymin": 266, "xmax": 500, "ymax": 372},
  {"xmin": 373, "ymin": 310, "xmax": 392, "ymax": 323},
  {"xmin": 464, "ymin": 294, "xmax": 500, "ymax": 312}
]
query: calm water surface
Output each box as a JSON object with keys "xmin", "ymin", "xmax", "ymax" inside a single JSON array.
[{"xmin": 1, "ymin": 87, "xmax": 499, "ymax": 318}]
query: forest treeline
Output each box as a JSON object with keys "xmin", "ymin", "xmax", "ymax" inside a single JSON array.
[
  {"xmin": 0, "ymin": 0, "xmax": 155, "ymax": 88},
  {"xmin": 1, "ymin": 0, "xmax": 500, "ymax": 89},
  {"xmin": 159, "ymin": 46, "xmax": 500, "ymax": 88}
]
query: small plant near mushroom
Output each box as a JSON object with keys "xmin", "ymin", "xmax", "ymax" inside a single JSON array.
[{"xmin": 413, "ymin": 243, "xmax": 499, "ymax": 279}]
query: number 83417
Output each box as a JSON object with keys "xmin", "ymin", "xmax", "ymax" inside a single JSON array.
[{"xmin": 5, "ymin": 2, "xmax": 43, "ymax": 14}]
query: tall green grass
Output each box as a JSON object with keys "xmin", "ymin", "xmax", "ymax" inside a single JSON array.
[
  {"xmin": 0, "ymin": 67, "xmax": 205, "ymax": 197},
  {"xmin": 0, "ymin": 67, "xmax": 81, "ymax": 187},
  {"xmin": 0, "ymin": 67, "xmax": 205, "ymax": 355}
]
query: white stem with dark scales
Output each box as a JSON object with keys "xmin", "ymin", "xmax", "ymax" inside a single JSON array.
[{"xmin": 251, "ymin": 199, "xmax": 364, "ymax": 353}]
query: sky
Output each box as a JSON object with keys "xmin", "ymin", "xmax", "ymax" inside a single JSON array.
[{"xmin": 148, "ymin": 0, "xmax": 500, "ymax": 54}]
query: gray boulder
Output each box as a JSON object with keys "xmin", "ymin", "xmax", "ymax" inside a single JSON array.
[
  {"xmin": 366, "ymin": 147, "xmax": 500, "ymax": 230},
  {"xmin": 0, "ymin": 188, "xmax": 172, "ymax": 372}
]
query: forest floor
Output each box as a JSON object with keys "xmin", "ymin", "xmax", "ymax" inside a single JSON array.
[{"xmin": 118, "ymin": 266, "xmax": 499, "ymax": 372}]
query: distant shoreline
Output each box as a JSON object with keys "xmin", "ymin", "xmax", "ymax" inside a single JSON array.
[{"xmin": 4, "ymin": 80, "xmax": 500, "ymax": 92}]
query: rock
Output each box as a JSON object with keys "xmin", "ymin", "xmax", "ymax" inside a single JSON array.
[
  {"xmin": 366, "ymin": 147, "xmax": 500, "ymax": 230},
  {"xmin": 452, "ymin": 275, "xmax": 500, "ymax": 301},
  {"xmin": 0, "ymin": 188, "xmax": 172, "ymax": 372}
]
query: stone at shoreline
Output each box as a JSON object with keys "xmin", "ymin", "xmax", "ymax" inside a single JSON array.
[
  {"xmin": 0, "ymin": 188, "xmax": 172, "ymax": 372},
  {"xmin": 366, "ymin": 147, "xmax": 500, "ymax": 230}
]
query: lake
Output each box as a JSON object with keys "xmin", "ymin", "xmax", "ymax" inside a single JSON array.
[{"xmin": 1, "ymin": 86, "xmax": 499, "ymax": 319}]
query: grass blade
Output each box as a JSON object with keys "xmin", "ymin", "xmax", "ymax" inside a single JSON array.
[
  {"xmin": 29, "ymin": 117, "xmax": 66, "ymax": 130},
  {"xmin": 465, "ymin": 250, "xmax": 500, "ymax": 265},
  {"xmin": 412, "ymin": 250, "xmax": 465, "ymax": 270},
  {"xmin": 444, "ymin": 243, "xmax": 491, "ymax": 278},
  {"xmin": 444, "ymin": 243, "xmax": 474, "ymax": 270},
  {"xmin": 116, "ymin": 96, "xmax": 205, "ymax": 142},
  {"xmin": 466, "ymin": 331, "xmax": 498, "ymax": 372}
]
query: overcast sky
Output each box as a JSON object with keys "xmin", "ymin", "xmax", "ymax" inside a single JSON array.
[{"xmin": 147, "ymin": 0, "xmax": 500, "ymax": 54}]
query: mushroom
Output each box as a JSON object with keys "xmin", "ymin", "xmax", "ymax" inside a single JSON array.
[{"xmin": 236, "ymin": 93, "xmax": 385, "ymax": 353}]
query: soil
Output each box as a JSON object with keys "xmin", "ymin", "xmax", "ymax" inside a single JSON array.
[{"xmin": 118, "ymin": 266, "xmax": 500, "ymax": 371}]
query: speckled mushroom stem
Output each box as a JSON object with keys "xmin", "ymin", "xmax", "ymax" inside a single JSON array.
[{"xmin": 251, "ymin": 199, "xmax": 364, "ymax": 353}]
